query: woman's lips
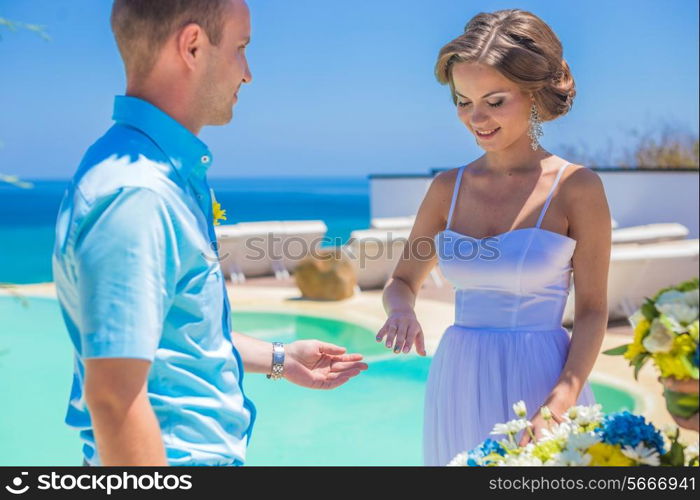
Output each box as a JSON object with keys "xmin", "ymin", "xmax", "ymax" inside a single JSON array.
[{"xmin": 475, "ymin": 127, "xmax": 501, "ymax": 139}]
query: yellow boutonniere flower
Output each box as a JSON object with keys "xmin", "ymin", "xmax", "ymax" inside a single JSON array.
[{"xmin": 210, "ymin": 189, "xmax": 227, "ymax": 226}]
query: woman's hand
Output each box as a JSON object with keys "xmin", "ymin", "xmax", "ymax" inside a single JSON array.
[
  {"xmin": 375, "ymin": 309, "xmax": 427, "ymax": 356},
  {"xmin": 518, "ymin": 396, "xmax": 572, "ymax": 447}
]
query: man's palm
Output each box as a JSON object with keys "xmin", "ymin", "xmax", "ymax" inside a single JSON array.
[{"xmin": 284, "ymin": 340, "xmax": 368, "ymax": 389}]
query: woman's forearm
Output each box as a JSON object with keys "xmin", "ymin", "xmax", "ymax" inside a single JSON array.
[
  {"xmin": 549, "ymin": 308, "xmax": 608, "ymax": 404},
  {"xmin": 382, "ymin": 277, "xmax": 418, "ymax": 316}
]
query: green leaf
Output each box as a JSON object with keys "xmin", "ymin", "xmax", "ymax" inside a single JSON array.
[
  {"xmin": 603, "ymin": 344, "xmax": 629, "ymax": 356},
  {"xmin": 641, "ymin": 298, "xmax": 658, "ymax": 321},
  {"xmin": 675, "ymin": 278, "xmax": 699, "ymax": 292},
  {"xmin": 661, "ymin": 440, "xmax": 686, "ymax": 466},
  {"xmin": 630, "ymin": 352, "xmax": 649, "ymax": 365}
]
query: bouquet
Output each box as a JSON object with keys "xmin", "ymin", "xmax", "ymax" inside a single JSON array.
[
  {"xmin": 448, "ymin": 401, "xmax": 698, "ymax": 466},
  {"xmin": 604, "ymin": 278, "xmax": 699, "ymax": 418}
]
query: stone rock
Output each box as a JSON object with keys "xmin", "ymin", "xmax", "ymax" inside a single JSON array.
[{"xmin": 294, "ymin": 249, "xmax": 356, "ymax": 301}]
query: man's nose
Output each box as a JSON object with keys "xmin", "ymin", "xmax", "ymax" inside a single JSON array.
[{"xmin": 243, "ymin": 62, "xmax": 253, "ymax": 84}]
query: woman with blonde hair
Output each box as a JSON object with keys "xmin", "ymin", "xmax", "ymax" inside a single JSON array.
[{"xmin": 377, "ymin": 9, "xmax": 611, "ymax": 465}]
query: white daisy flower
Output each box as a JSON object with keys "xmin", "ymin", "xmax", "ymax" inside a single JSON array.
[
  {"xmin": 447, "ymin": 452, "xmax": 469, "ymax": 466},
  {"xmin": 498, "ymin": 453, "xmax": 543, "ymax": 466},
  {"xmin": 563, "ymin": 404, "xmax": 603, "ymax": 427},
  {"xmin": 566, "ymin": 407, "xmax": 579, "ymax": 420},
  {"xmin": 621, "ymin": 443, "xmax": 660, "ymax": 466},
  {"xmin": 490, "ymin": 418, "xmax": 530, "ymax": 436},
  {"xmin": 574, "ymin": 404, "xmax": 604, "ymax": 426},
  {"xmin": 566, "ymin": 431, "xmax": 601, "ymax": 451},
  {"xmin": 513, "ymin": 400, "xmax": 527, "ymax": 418},
  {"xmin": 540, "ymin": 422, "xmax": 575, "ymax": 442},
  {"xmin": 551, "ymin": 448, "xmax": 592, "ymax": 466},
  {"xmin": 508, "ymin": 419, "xmax": 531, "ymax": 434},
  {"xmin": 540, "ymin": 405, "xmax": 553, "ymax": 421},
  {"xmin": 491, "ymin": 423, "xmax": 511, "ymax": 436}
]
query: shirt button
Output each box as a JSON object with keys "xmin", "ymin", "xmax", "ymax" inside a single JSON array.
[{"xmin": 201, "ymin": 155, "xmax": 211, "ymax": 164}]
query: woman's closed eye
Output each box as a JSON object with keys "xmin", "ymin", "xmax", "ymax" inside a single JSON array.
[{"xmin": 457, "ymin": 100, "xmax": 504, "ymax": 108}]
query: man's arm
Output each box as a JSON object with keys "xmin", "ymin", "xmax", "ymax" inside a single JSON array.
[
  {"xmin": 72, "ymin": 187, "xmax": 179, "ymax": 465},
  {"xmin": 231, "ymin": 331, "xmax": 276, "ymax": 373},
  {"xmin": 84, "ymin": 358, "xmax": 168, "ymax": 466},
  {"xmin": 231, "ymin": 331, "xmax": 369, "ymax": 389}
]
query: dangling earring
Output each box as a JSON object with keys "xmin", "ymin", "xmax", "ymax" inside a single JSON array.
[{"xmin": 528, "ymin": 101, "xmax": 543, "ymax": 151}]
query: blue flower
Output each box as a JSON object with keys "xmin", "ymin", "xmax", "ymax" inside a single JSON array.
[
  {"xmin": 598, "ymin": 411, "xmax": 665, "ymax": 454},
  {"xmin": 465, "ymin": 451, "xmax": 481, "ymax": 466},
  {"xmin": 463, "ymin": 439, "xmax": 507, "ymax": 466},
  {"xmin": 693, "ymin": 344, "xmax": 699, "ymax": 367},
  {"xmin": 479, "ymin": 438, "xmax": 506, "ymax": 457}
]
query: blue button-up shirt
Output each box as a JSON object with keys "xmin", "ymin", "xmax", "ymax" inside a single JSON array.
[{"xmin": 52, "ymin": 95, "xmax": 256, "ymax": 466}]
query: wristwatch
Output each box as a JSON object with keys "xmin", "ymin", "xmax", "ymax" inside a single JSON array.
[{"xmin": 266, "ymin": 342, "xmax": 285, "ymax": 380}]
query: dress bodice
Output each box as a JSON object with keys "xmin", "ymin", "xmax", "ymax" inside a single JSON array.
[{"xmin": 436, "ymin": 162, "xmax": 577, "ymax": 331}]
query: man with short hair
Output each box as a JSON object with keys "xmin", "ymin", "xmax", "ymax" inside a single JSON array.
[{"xmin": 53, "ymin": 0, "xmax": 368, "ymax": 466}]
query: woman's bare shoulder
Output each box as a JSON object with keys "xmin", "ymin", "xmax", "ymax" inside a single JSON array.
[
  {"xmin": 417, "ymin": 166, "xmax": 466, "ymax": 224},
  {"xmin": 432, "ymin": 166, "xmax": 459, "ymax": 185},
  {"xmin": 429, "ymin": 167, "xmax": 461, "ymax": 199},
  {"xmin": 559, "ymin": 162, "xmax": 606, "ymax": 203}
]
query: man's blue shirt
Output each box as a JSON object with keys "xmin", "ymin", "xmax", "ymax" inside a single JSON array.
[{"xmin": 52, "ymin": 95, "xmax": 256, "ymax": 466}]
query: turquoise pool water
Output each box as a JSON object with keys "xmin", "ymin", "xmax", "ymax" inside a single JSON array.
[{"xmin": 0, "ymin": 296, "xmax": 638, "ymax": 466}]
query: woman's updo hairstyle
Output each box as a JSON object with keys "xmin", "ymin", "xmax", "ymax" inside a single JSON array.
[{"xmin": 435, "ymin": 9, "xmax": 575, "ymax": 122}]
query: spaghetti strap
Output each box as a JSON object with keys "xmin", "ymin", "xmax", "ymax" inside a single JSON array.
[
  {"xmin": 535, "ymin": 162, "xmax": 571, "ymax": 228},
  {"xmin": 446, "ymin": 166, "xmax": 466, "ymax": 230}
]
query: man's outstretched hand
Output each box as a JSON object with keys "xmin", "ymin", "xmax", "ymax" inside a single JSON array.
[{"xmin": 284, "ymin": 340, "xmax": 368, "ymax": 389}]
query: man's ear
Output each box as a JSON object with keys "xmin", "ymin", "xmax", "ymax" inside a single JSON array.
[{"xmin": 177, "ymin": 23, "xmax": 206, "ymax": 71}]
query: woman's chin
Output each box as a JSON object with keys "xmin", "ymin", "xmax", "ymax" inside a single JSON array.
[{"xmin": 476, "ymin": 141, "xmax": 501, "ymax": 152}]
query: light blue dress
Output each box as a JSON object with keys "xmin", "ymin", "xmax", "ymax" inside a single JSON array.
[{"xmin": 423, "ymin": 161, "xmax": 596, "ymax": 466}]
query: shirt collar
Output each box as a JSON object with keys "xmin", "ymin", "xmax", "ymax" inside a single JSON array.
[{"xmin": 112, "ymin": 95, "xmax": 213, "ymax": 179}]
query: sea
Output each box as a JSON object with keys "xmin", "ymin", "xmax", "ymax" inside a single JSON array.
[{"xmin": 0, "ymin": 177, "xmax": 370, "ymax": 284}]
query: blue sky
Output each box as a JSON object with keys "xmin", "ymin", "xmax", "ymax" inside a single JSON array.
[{"xmin": 0, "ymin": 0, "xmax": 698, "ymax": 179}]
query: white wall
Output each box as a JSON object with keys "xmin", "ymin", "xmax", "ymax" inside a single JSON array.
[
  {"xmin": 369, "ymin": 169, "xmax": 699, "ymax": 238},
  {"xmin": 597, "ymin": 170, "xmax": 699, "ymax": 238},
  {"xmin": 370, "ymin": 176, "xmax": 432, "ymax": 219}
]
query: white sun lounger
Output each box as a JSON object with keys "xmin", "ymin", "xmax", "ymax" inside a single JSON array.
[
  {"xmin": 216, "ymin": 221, "xmax": 328, "ymax": 282},
  {"xmin": 562, "ymin": 238, "xmax": 699, "ymax": 325},
  {"xmin": 611, "ymin": 222, "xmax": 689, "ymax": 245},
  {"xmin": 341, "ymin": 228, "xmax": 412, "ymax": 290},
  {"xmin": 275, "ymin": 220, "xmax": 328, "ymax": 276},
  {"xmin": 370, "ymin": 216, "xmax": 416, "ymax": 230},
  {"xmin": 215, "ymin": 222, "xmax": 283, "ymax": 283}
]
